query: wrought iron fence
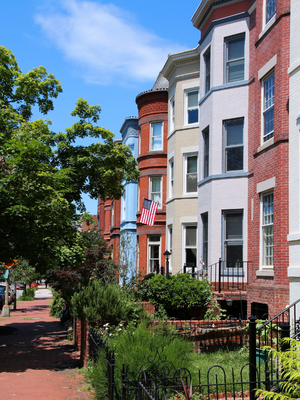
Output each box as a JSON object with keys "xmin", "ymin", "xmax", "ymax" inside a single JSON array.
[{"xmin": 88, "ymin": 297, "xmax": 300, "ymax": 400}]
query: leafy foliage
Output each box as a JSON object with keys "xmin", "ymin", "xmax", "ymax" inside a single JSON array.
[
  {"xmin": 88, "ymin": 320, "xmax": 194, "ymax": 400},
  {"xmin": 0, "ymin": 46, "xmax": 139, "ymax": 271},
  {"xmin": 18, "ymin": 287, "xmax": 35, "ymax": 301},
  {"xmin": 135, "ymin": 274, "xmax": 212, "ymax": 312},
  {"xmin": 255, "ymin": 338, "xmax": 300, "ymax": 400},
  {"xmin": 71, "ymin": 281, "xmax": 144, "ymax": 324}
]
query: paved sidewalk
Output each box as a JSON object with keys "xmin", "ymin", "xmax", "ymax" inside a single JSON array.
[{"xmin": 0, "ymin": 287, "xmax": 94, "ymax": 399}]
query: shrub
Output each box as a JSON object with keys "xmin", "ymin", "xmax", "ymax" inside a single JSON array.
[
  {"xmin": 135, "ymin": 274, "xmax": 212, "ymax": 312},
  {"xmin": 71, "ymin": 280, "xmax": 144, "ymax": 324},
  {"xmin": 88, "ymin": 320, "xmax": 194, "ymax": 400},
  {"xmin": 255, "ymin": 338, "xmax": 300, "ymax": 400},
  {"xmin": 18, "ymin": 287, "xmax": 35, "ymax": 301},
  {"xmin": 50, "ymin": 290, "xmax": 66, "ymax": 318}
]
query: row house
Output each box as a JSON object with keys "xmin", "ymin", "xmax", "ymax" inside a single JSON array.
[
  {"xmin": 288, "ymin": 0, "xmax": 300, "ymax": 307},
  {"xmin": 246, "ymin": 0, "xmax": 290, "ymax": 318},
  {"xmin": 135, "ymin": 73, "xmax": 168, "ymax": 275},
  {"xmin": 119, "ymin": 117, "xmax": 139, "ymax": 284},
  {"xmin": 191, "ymin": 0, "xmax": 250, "ymax": 315},
  {"xmin": 162, "ymin": 47, "xmax": 200, "ymax": 274}
]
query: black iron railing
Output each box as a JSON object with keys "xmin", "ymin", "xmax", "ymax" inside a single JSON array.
[{"xmin": 201, "ymin": 259, "xmax": 250, "ymax": 292}]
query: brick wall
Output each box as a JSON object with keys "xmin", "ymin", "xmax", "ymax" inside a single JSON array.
[
  {"xmin": 136, "ymin": 89, "xmax": 168, "ymax": 275},
  {"xmin": 247, "ymin": 0, "xmax": 290, "ymax": 317}
]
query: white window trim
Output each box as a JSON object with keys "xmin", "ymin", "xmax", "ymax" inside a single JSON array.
[
  {"xmin": 223, "ymin": 118, "xmax": 244, "ymax": 173},
  {"xmin": 183, "ymin": 153, "xmax": 198, "ymax": 196},
  {"xmin": 260, "ymin": 191, "xmax": 274, "ymax": 269},
  {"xmin": 147, "ymin": 235, "xmax": 161, "ymax": 274},
  {"xmin": 170, "ymin": 97, "xmax": 175, "ymax": 133},
  {"xmin": 224, "ymin": 33, "xmax": 245, "ymax": 84},
  {"xmin": 168, "ymin": 225, "xmax": 173, "ymax": 272},
  {"xmin": 149, "ymin": 175, "xmax": 162, "ymax": 209},
  {"xmin": 169, "ymin": 158, "xmax": 174, "ymax": 199},
  {"xmin": 184, "ymin": 89, "xmax": 199, "ymax": 126},
  {"xmin": 261, "ymin": 71, "xmax": 275, "ymax": 144},
  {"xmin": 263, "ymin": 0, "xmax": 276, "ymax": 29},
  {"xmin": 204, "ymin": 47, "xmax": 211, "ymax": 94},
  {"xmin": 149, "ymin": 121, "xmax": 163, "ymax": 151},
  {"xmin": 182, "ymin": 224, "xmax": 198, "ymax": 269}
]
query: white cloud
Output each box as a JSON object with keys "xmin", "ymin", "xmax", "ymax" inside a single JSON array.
[{"xmin": 35, "ymin": 0, "xmax": 185, "ymax": 85}]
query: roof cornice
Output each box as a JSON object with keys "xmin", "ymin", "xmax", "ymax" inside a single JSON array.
[
  {"xmin": 161, "ymin": 46, "xmax": 200, "ymax": 80},
  {"xmin": 192, "ymin": 0, "xmax": 245, "ymax": 31}
]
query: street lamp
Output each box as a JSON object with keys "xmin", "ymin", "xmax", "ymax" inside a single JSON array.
[{"xmin": 163, "ymin": 250, "xmax": 171, "ymax": 280}]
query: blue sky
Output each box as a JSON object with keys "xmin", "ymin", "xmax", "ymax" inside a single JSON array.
[{"xmin": 1, "ymin": 0, "xmax": 201, "ymax": 213}]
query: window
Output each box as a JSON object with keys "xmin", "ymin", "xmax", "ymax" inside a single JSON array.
[
  {"xmin": 262, "ymin": 192, "xmax": 273, "ymax": 267},
  {"xmin": 224, "ymin": 34, "xmax": 245, "ymax": 83},
  {"xmin": 223, "ymin": 119, "xmax": 244, "ymax": 172},
  {"xmin": 148, "ymin": 235, "xmax": 160, "ymax": 273},
  {"xmin": 203, "ymin": 128, "xmax": 209, "ymax": 178},
  {"xmin": 170, "ymin": 98, "xmax": 175, "ymax": 132},
  {"xmin": 168, "ymin": 225, "xmax": 173, "ymax": 271},
  {"xmin": 184, "ymin": 154, "xmax": 198, "ymax": 194},
  {"xmin": 202, "ymin": 214, "xmax": 208, "ymax": 270},
  {"xmin": 266, "ymin": 0, "xmax": 276, "ymax": 24},
  {"xmin": 150, "ymin": 176, "xmax": 162, "ymax": 208},
  {"xmin": 204, "ymin": 48, "xmax": 211, "ymax": 93},
  {"xmin": 169, "ymin": 159, "xmax": 174, "ymax": 198},
  {"xmin": 150, "ymin": 122, "xmax": 163, "ymax": 151},
  {"xmin": 263, "ymin": 72, "xmax": 274, "ymax": 142},
  {"xmin": 222, "ymin": 211, "xmax": 243, "ymax": 270},
  {"xmin": 138, "ymin": 128, "xmax": 141, "ymax": 155},
  {"xmin": 183, "ymin": 225, "xmax": 197, "ymax": 268},
  {"xmin": 186, "ymin": 90, "xmax": 199, "ymax": 124}
]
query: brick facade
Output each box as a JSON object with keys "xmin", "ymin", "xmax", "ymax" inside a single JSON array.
[
  {"xmin": 247, "ymin": 0, "xmax": 290, "ymax": 317},
  {"xmin": 135, "ymin": 88, "xmax": 168, "ymax": 275}
]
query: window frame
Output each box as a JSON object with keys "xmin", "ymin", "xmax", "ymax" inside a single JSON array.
[
  {"xmin": 170, "ymin": 98, "xmax": 175, "ymax": 132},
  {"xmin": 169, "ymin": 158, "xmax": 174, "ymax": 199},
  {"xmin": 204, "ymin": 47, "xmax": 211, "ymax": 94},
  {"xmin": 223, "ymin": 118, "xmax": 244, "ymax": 173},
  {"xmin": 224, "ymin": 34, "xmax": 245, "ymax": 84},
  {"xmin": 261, "ymin": 191, "xmax": 273, "ymax": 268},
  {"xmin": 168, "ymin": 225, "xmax": 173, "ymax": 272},
  {"xmin": 183, "ymin": 153, "xmax": 198, "ymax": 195},
  {"xmin": 185, "ymin": 90, "xmax": 199, "ymax": 125},
  {"xmin": 150, "ymin": 121, "xmax": 163, "ymax": 151},
  {"xmin": 148, "ymin": 235, "xmax": 161, "ymax": 273},
  {"xmin": 150, "ymin": 175, "xmax": 162, "ymax": 209},
  {"xmin": 202, "ymin": 213, "xmax": 208, "ymax": 271},
  {"xmin": 262, "ymin": 71, "xmax": 275, "ymax": 143},
  {"xmin": 265, "ymin": 0, "xmax": 276, "ymax": 25},
  {"xmin": 221, "ymin": 210, "xmax": 244, "ymax": 275},
  {"xmin": 182, "ymin": 224, "xmax": 198, "ymax": 269},
  {"xmin": 203, "ymin": 128, "xmax": 209, "ymax": 179}
]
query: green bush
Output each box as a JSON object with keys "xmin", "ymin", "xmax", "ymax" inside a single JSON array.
[
  {"xmin": 88, "ymin": 320, "xmax": 194, "ymax": 400},
  {"xmin": 135, "ymin": 274, "xmax": 212, "ymax": 312},
  {"xmin": 71, "ymin": 280, "xmax": 144, "ymax": 324},
  {"xmin": 50, "ymin": 290, "xmax": 65, "ymax": 318},
  {"xmin": 18, "ymin": 287, "xmax": 35, "ymax": 301}
]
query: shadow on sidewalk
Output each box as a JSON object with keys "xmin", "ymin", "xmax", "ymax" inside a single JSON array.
[{"xmin": 0, "ymin": 314, "xmax": 79, "ymax": 373}]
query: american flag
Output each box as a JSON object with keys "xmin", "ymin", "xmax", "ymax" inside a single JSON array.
[{"xmin": 139, "ymin": 198, "xmax": 159, "ymax": 226}]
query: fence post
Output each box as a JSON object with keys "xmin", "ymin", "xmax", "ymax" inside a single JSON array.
[
  {"xmin": 192, "ymin": 265, "xmax": 195, "ymax": 279},
  {"xmin": 218, "ymin": 258, "xmax": 222, "ymax": 293},
  {"xmin": 121, "ymin": 364, "xmax": 126, "ymax": 400},
  {"xmin": 280, "ymin": 322, "xmax": 290, "ymax": 352},
  {"xmin": 249, "ymin": 315, "xmax": 257, "ymax": 400}
]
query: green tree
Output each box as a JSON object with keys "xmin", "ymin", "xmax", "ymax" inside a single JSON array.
[{"xmin": 0, "ymin": 46, "xmax": 139, "ymax": 271}]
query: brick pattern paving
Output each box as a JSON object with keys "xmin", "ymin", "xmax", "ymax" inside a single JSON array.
[{"xmin": 0, "ymin": 288, "xmax": 94, "ymax": 399}]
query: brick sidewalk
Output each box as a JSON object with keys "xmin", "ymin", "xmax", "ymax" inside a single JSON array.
[{"xmin": 0, "ymin": 289, "xmax": 94, "ymax": 399}]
